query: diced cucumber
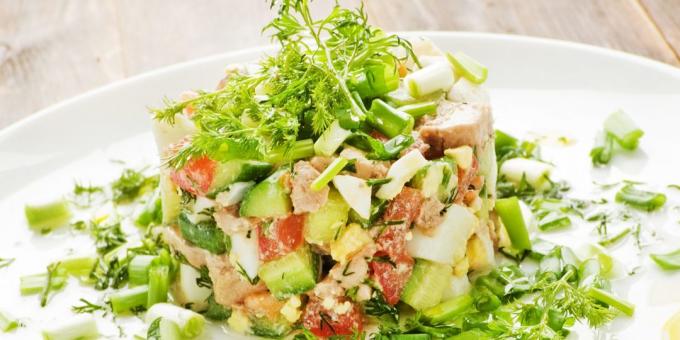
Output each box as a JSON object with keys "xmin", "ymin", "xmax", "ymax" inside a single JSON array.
[
  {"xmin": 208, "ymin": 160, "xmax": 272, "ymax": 196},
  {"xmin": 330, "ymin": 223, "xmax": 373, "ymax": 263},
  {"xmin": 407, "ymin": 205, "xmax": 476, "ymax": 265},
  {"xmin": 401, "ymin": 259, "xmax": 451, "ymax": 310},
  {"xmin": 258, "ymin": 247, "xmax": 317, "ymax": 299},
  {"xmin": 178, "ymin": 212, "xmax": 228, "ymax": 254},
  {"xmin": 240, "ymin": 170, "xmax": 292, "ymax": 218},
  {"xmin": 389, "ymin": 335, "xmax": 430, "ymax": 340},
  {"xmin": 423, "ymin": 293, "xmax": 473, "ymax": 324},
  {"xmin": 250, "ymin": 316, "xmax": 292, "ymax": 339},
  {"xmin": 314, "ymin": 120, "xmax": 352, "ymax": 157},
  {"xmin": 332, "ymin": 175, "xmax": 371, "ymax": 219},
  {"xmin": 160, "ymin": 170, "xmax": 181, "ymax": 225},
  {"xmin": 214, "ymin": 181, "xmax": 255, "ymax": 207},
  {"xmin": 410, "ymin": 162, "xmax": 446, "ymax": 198},
  {"xmin": 376, "ymin": 150, "xmax": 429, "ymax": 200},
  {"xmin": 304, "ymin": 189, "xmax": 350, "ymax": 245}
]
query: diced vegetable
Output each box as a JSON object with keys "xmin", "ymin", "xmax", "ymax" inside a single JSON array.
[
  {"xmin": 349, "ymin": 57, "xmax": 400, "ymax": 98},
  {"xmin": 60, "ymin": 256, "xmax": 97, "ymax": 279},
  {"xmin": 615, "ymin": 184, "xmax": 666, "ymax": 212},
  {"xmin": 495, "ymin": 197, "xmax": 532, "ymax": 250},
  {"xmin": 603, "ymin": 110, "xmax": 644, "ymax": 150},
  {"xmin": 129, "ymin": 255, "xmax": 155, "ymax": 285},
  {"xmin": 19, "ymin": 270, "xmax": 67, "ymax": 296},
  {"xmin": 208, "ymin": 160, "xmax": 272, "ymax": 196},
  {"xmin": 376, "ymin": 150, "xmax": 429, "ymax": 200},
  {"xmin": 398, "ymin": 101, "xmax": 437, "ymax": 119},
  {"xmin": 407, "ymin": 204, "xmax": 476, "ymax": 264},
  {"xmin": 345, "ymin": 132, "xmax": 414, "ymax": 160},
  {"xmin": 304, "ymin": 189, "xmax": 350, "ymax": 245},
  {"xmin": 650, "ymin": 248, "xmax": 680, "ymax": 270},
  {"xmin": 410, "ymin": 162, "xmax": 446, "ymax": 198},
  {"xmin": 178, "ymin": 212, "xmax": 227, "ymax": 254},
  {"xmin": 258, "ymin": 247, "xmax": 317, "ymax": 299},
  {"xmin": 423, "ymin": 293, "xmax": 474, "ymax": 324},
  {"xmin": 587, "ymin": 287, "xmax": 635, "ymax": 316},
  {"xmin": 331, "ymin": 223, "xmax": 373, "ymax": 263},
  {"xmin": 499, "ymin": 158, "xmax": 553, "ymax": 191},
  {"xmin": 401, "ymin": 259, "xmax": 451, "ymax": 310},
  {"xmin": 384, "ymin": 86, "xmax": 418, "ymax": 107},
  {"xmin": 145, "ymin": 303, "xmax": 206, "ymax": 338},
  {"xmin": 310, "ymin": 157, "xmax": 348, "ymax": 191},
  {"xmin": 147, "ymin": 317, "xmax": 182, "ymax": 340},
  {"xmin": 214, "ymin": 181, "xmax": 254, "ymax": 207},
  {"xmin": 230, "ymin": 231, "xmax": 260, "ymax": 280},
  {"xmin": 41, "ymin": 315, "xmax": 99, "ymax": 340},
  {"xmin": 172, "ymin": 264, "xmax": 212, "ymax": 310},
  {"xmin": 136, "ymin": 191, "xmax": 162, "ymax": 227},
  {"xmin": 25, "ymin": 198, "xmax": 71, "ymax": 232},
  {"xmin": 405, "ymin": 62, "xmax": 455, "ymax": 98},
  {"xmin": 0, "ymin": 310, "xmax": 18, "ymax": 333},
  {"xmin": 240, "ymin": 170, "xmax": 292, "ymax": 218},
  {"xmin": 109, "ymin": 285, "xmax": 149, "ymax": 314},
  {"xmin": 590, "ymin": 131, "xmax": 615, "ymax": 166},
  {"xmin": 314, "ymin": 120, "xmax": 352, "ymax": 157},
  {"xmin": 227, "ymin": 309, "xmax": 251, "ymax": 334},
  {"xmin": 367, "ymin": 99, "xmax": 414, "ymax": 138},
  {"xmin": 266, "ymin": 139, "xmax": 315, "ymax": 164},
  {"xmin": 148, "ymin": 265, "xmax": 171, "ymax": 307},
  {"xmin": 160, "ymin": 170, "xmax": 181, "ymax": 225},
  {"xmin": 446, "ymin": 52, "xmax": 488, "ymax": 84},
  {"xmin": 332, "ymin": 175, "xmax": 371, "ymax": 219},
  {"xmin": 444, "ymin": 146, "xmax": 473, "ymax": 171}
]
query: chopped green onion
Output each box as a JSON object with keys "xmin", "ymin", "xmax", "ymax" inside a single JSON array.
[
  {"xmin": 145, "ymin": 303, "xmax": 205, "ymax": 338},
  {"xmin": 587, "ymin": 287, "xmax": 635, "ymax": 316},
  {"xmin": 147, "ymin": 265, "xmax": 170, "ymax": 307},
  {"xmin": 603, "ymin": 110, "xmax": 644, "ymax": 150},
  {"xmin": 422, "ymin": 293, "xmax": 473, "ymax": 324},
  {"xmin": 499, "ymin": 158, "xmax": 553, "ymax": 192},
  {"xmin": 650, "ymin": 248, "xmax": 680, "ymax": 270},
  {"xmin": 405, "ymin": 62, "xmax": 455, "ymax": 98},
  {"xmin": 24, "ymin": 198, "xmax": 71, "ymax": 232},
  {"xmin": 0, "ymin": 310, "xmax": 19, "ymax": 332},
  {"xmin": 60, "ymin": 256, "xmax": 97, "ymax": 279},
  {"xmin": 136, "ymin": 193, "xmax": 162, "ymax": 227},
  {"xmin": 495, "ymin": 197, "xmax": 532, "ymax": 250},
  {"xmin": 267, "ymin": 139, "xmax": 315, "ymax": 163},
  {"xmin": 314, "ymin": 120, "xmax": 353, "ymax": 157},
  {"xmin": 128, "ymin": 255, "xmax": 155, "ymax": 285},
  {"xmin": 367, "ymin": 99, "xmax": 414, "ymax": 138},
  {"xmin": 349, "ymin": 58, "xmax": 399, "ymax": 98},
  {"xmin": 615, "ymin": 184, "xmax": 666, "ymax": 211},
  {"xmin": 446, "ymin": 52, "xmax": 488, "ymax": 84},
  {"xmin": 590, "ymin": 131, "xmax": 615, "ymax": 166},
  {"xmin": 494, "ymin": 130, "xmax": 518, "ymax": 153},
  {"xmin": 598, "ymin": 228, "xmax": 631, "ymax": 247},
  {"xmin": 19, "ymin": 266, "xmax": 67, "ymax": 298},
  {"xmin": 310, "ymin": 157, "xmax": 348, "ymax": 191},
  {"xmin": 41, "ymin": 315, "xmax": 99, "ymax": 340},
  {"xmin": 147, "ymin": 317, "xmax": 182, "ymax": 340},
  {"xmin": 109, "ymin": 285, "xmax": 149, "ymax": 314},
  {"xmin": 397, "ymin": 101, "xmax": 437, "ymax": 119},
  {"xmin": 537, "ymin": 211, "xmax": 571, "ymax": 231}
]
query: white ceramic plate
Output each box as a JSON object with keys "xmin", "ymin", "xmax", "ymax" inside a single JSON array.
[{"xmin": 2, "ymin": 32, "xmax": 680, "ymax": 339}]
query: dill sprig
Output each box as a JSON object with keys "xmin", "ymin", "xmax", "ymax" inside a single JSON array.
[
  {"xmin": 72, "ymin": 298, "xmax": 106, "ymax": 314},
  {"xmin": 153, "ymin": 0, "xmax": 416, "ymax": 169}
]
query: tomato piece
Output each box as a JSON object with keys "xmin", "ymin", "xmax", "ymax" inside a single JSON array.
[
  {"xmin": 302, "ymin": 297, "xmax": 363, "ymax": 337},
  {"xmin": 258, "ymin": 214, "xmax": 305, "ymax": 261},
  {"xmin": 383, "ymin": 186, "xmax": 424, "ymax": 225},
  {"xmin": 170, "ymin": 156, "xmax": 216, "ymax": 196},
  {"xmin": 370, "ymin": 255, "xmax": 414, "ymax": 305}
]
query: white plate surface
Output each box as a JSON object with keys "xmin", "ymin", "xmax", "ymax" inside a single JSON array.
[{"xmin": 1, "ymin": 32, "xmax": 680, "ymax": 339}]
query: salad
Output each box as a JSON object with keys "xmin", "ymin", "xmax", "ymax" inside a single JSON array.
[{"xmin": 6, "ymin": 1, "xmax": 677, "ymax": 340}]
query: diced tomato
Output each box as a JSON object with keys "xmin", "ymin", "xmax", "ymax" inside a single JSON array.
[
  {"xmin": 374, "ymin": 224, "xmax": 409, "ymax": 260},
  {"xmin": 302, "ymin": 297, "xmax": 363, "ymax": 337},
  {"xmin": 170, "ymin": 156, "xmax": 216, "ymax": 196},
  {"xmin": 258, "ymin": 214, "xmax": 305, "ymax": 261},
  {"xmin": 370, "ymin": 254, "xmax": 414, "ymax": 305},
  {"xmin": 383, "ymin": 187, "xmax": 424, "ymax": 225}
]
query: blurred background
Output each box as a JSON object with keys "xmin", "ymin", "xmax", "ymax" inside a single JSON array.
[{"xmin": 0, "ymin": 0, "xmax": 678, "ymax": 129}]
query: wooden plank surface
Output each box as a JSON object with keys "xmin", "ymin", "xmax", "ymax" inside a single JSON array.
[{"xmin": 1, "ymin": 0, "xmax": 679, "ymax": 129}]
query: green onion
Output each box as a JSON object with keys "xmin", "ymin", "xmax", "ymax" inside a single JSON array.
[
  {"xmin": 136, "ymin": 193, "xmax": 162, "ymax": 227},
  {"xmin": 405, "ymin": 62, "xmax": 455, "ymax": 98},
  {"xmin": 60, "ymin": 256, "xmax": 97, "ymax": 279},
  {"xmin": 0, "ymin": 310, "xmax": 19, "ymax": 332},
  {"xmin": 388, "ymin": 335, "xmax": 430, "ymax": 340},
  {"xmin": 615, "ymin": 184, "xmax": 666, "ymax": 211},
  {"xmin": 128, "ymin": 255, "xmax": 155, "ymax": 285},
  {"xmin": 587, "ymin": 287, "xmax": 635, "ymax": 316},
  {"xmin": 603, "ymin": 110, "xmax": 644, "ymax": 150},
  {"xmin": 495, "ymin": 197, "xmax": 532, "ymax": 250},
  {"xmin": 590, "ymin": 131, "xmax": 615, "ymax": 166},
  {"xmin": 267, "ymin": 139, "xmax": 315, "ymax": 163},
  {"xmin": 24, "ymin": 198, "xmax": 71, "ymax": 232},
  {"xmin": 422, "ymin": 293, "xmax": 473, "ymax": 324},
  {"xmin": 145, "ymin": 303, "xmax": 205, "ymax": 338},
  {"xmin": 446, "ymin": 52, "xmax": 488, "ymax": 84},
  {"xmin": 19, "ymin": 269, "xmax": 67, "ymax": 296},
  {"xmin": 367, "ymin": 99, "xmax": 414, "ymax": 138},
  {"xmin": 310, "ymin": 157, "xmax": 348, "ymax": 191},
  {"xmin": 650, "ymin": 248, "xmax": 680, "ymax": 270},
  {"xmin": 147, "ymin": 265, "xmax": 170, "ymax": 307},
  {"xmin": 349, "ymin": 59, "xmax": 400, "ymax": 98},
  {"xmin": 495, "ymin": 130, "xmax": 518, "ymax": 152},
  {"xmin": 537, "ymin": 211, "xmax": 571, "ymax": 231},
  {"xmin": 109, "ymin": 285, "xmax": 149, "ymax": 314},
  {"xmin": 41, "ymin": 315, "xmax": 99, "ymax": 340},
  {"xmin": 598, "ymin": 228, "xmax": 631, "ymax": 247},
  {"xmin": 397, "ymin": 101, "xmax": 437, "ymax": 119},
  {"xmin": 313, "ymin": 120, "xmax": 353, "ymax": 157},
  {"xmin": 147, "ymin": 317, "xmax": 182, "ymax": 340},
  {"xmin": 499, "ymin": 158, "xmax": 553, "ymax": 191}
]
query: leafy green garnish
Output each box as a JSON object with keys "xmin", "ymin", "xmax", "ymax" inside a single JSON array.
[
  {"xmin": 111, "ymin": 169, "xmax": 158, "ymax": 204},
  {"xmin": 0, "ymin": 258, "xmax": 15, "ymax": 270},
  {"xmin": 72, "ymin": 298, "xmax": 106, "ymax": 314}
]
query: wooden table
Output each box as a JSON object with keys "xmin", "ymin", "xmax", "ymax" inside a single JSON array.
[{"xmin": 1, "ymin": 0, "xmax": 679, "ymax": 129}]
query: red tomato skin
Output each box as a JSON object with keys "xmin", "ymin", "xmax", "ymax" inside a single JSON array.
[
  {"xmin": 258, "ymin": 214, "xmax": 305, "ymax": 261},
  {"xmin": 370, "ymin": 255, "xmax": 414, "ymax": 305},
  {"xmin": 383, "ymin": 186, "xmax": 424, "ymax": 225},
  {"xmin": 170, "ymin": 156, "xmax": 216, "ymax": 195},
  {"xmin": 302, "ymin": 298, "xmax": 363, "ymax": 337}
]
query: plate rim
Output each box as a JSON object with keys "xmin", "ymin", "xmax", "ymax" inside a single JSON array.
[{"xmin": 2, "ymin": 31, "xmax": 679, "ymax": 138}]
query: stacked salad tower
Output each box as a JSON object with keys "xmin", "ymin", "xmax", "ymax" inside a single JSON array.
[{"xmin": 151, "ymin": 1, "xmax": 496, "ymax": 338}]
